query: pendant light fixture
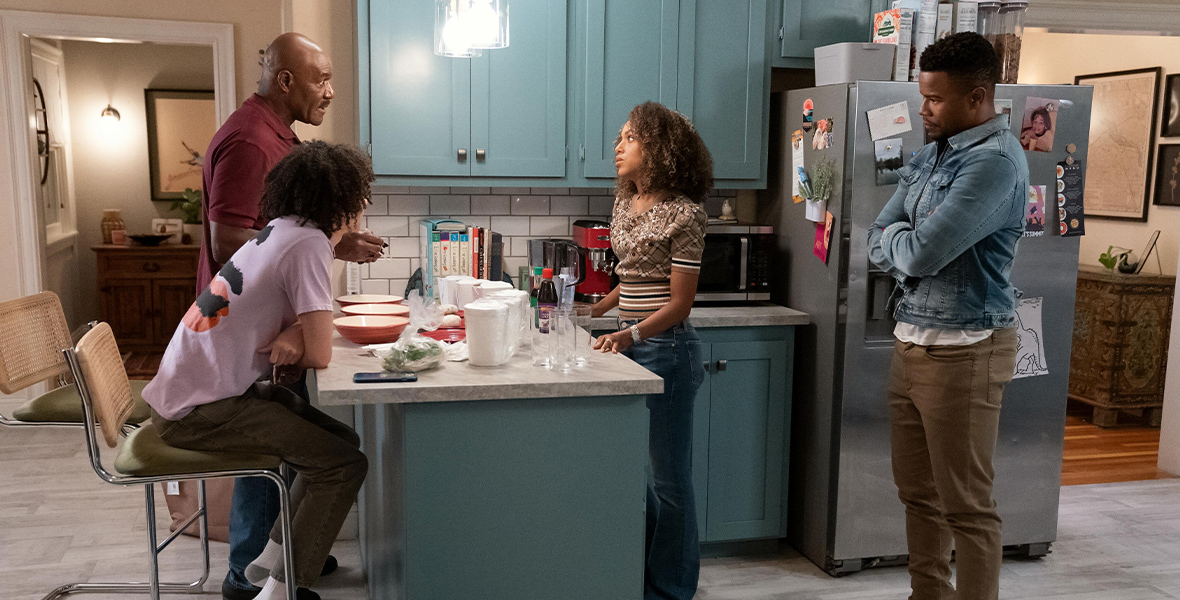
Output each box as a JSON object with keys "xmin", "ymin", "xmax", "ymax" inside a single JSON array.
[
  {"xmin": 100, "ymin": 104, "xmax": 121, "ymax": 122},
  {"xmin": 434, "ymin": 0, "xmax": 509, "ymax": 58}
]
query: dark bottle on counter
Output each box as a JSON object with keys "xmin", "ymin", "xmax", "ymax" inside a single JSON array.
[{"xmin": 537, "ymin": 268, "xmax": 558, "ymax": 333}]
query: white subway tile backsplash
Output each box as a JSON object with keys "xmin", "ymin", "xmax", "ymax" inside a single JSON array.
[
  {"xmin": 465, "ymin": 216, "xmax": 491, "ymax": 231},
  {"xmin": 370, "ymin": 258, "xmax": 412, "ymax": 280},
  {"xmin": 410, "ymin": 186, "xmax": 442, "ymax": 194},
  {"xmin": 366, "ymin": 216, "xmax": 409, "ymax": 237},
  {"xmin": 491, "ymin": 186, "xmax": 530, "ymax": 195},
  {"xmin": 503, "ymin": 256, "xmax": 528, "ymax": 278},
  {"xmin": 551, "ymin": 195, "xmax": 588, "ymax": 215},
  {"xmin": 429, "ymin": 195, "xmax": 470, "ymax": 215},
  {"xmin": 471, "ymin": 195, "xmax": 511, "ymax": 215},
  {"xmin": 388, "ymin": 195, "xmax": 430, "ymax": 215},
  {"xmin": 361, "ymin": 279, "xmax": 390, "ymax": 295},
  {"xmin": 365, "ymin": 195, "xmax": 389, "ymax": 216},
  {"xmin": 387, "ymin": 237, "xmax": 419, "ymax": 258},
  {"xmin": 509, "ymin": 236, "xmax": 530, "ymax": 257},
  {"xmin": 491, "ymin": 216, "xmax": 531, "ymax": 236},
  {"xmin": 530, "ymin": 216, "xmax": 570, "ymax": 236},
  {"xmin": 373, "ymin": 185, "xmax": 410, "ymax": 194},
  {"xmin": 530, "ymin": 187, "xmax": 569, "ymax": 195},
  {"xmin": 510, "ymin": 195, "xmax": 550, "ymax": 215},
  {"xmin": 571, "ymin": 187, "xmax": 612, "ymax": 195},
  {"xmin": 389, "ymin": 279, "xmax": 410, "ymax": 296},
  {"xmin": 450, "ymin": 186, "xmax": 491, "ymax": 194}
]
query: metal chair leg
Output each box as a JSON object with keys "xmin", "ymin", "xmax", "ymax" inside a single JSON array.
[
  {"xmin": 145, "ymin": 484, "xmax": 161, "ymax": 600},
  {"xmin": 39, "ymin": 481, "xmax": 211, "ymax": 600},
  {"xmin": 276, "ymin": 464, "xmax": 298, "ymax": 599}
]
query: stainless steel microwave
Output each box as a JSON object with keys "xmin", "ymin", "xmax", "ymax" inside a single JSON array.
[{"xmin": 696, "ymin": 225, "xmax": 774, "ymax": 302}]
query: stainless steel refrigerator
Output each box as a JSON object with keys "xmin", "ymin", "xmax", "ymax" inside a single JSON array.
[{"xmin": 765, "ymin": 81, "xmax": 1093, "ymax": 575}]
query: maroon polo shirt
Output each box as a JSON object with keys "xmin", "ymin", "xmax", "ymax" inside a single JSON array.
[{"xmin": 197, "ymin": 94, "xmax": 300, "ymax": 293}]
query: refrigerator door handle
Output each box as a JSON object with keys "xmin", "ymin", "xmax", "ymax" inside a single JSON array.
[{"xmin": 739, "ymin": 238, "xmax": 749, "ymax": 291}]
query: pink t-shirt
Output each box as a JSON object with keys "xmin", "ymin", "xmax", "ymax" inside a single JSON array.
[{"xmin": 144, "ymin": 217, "xmax": 334, "ymax": 420}]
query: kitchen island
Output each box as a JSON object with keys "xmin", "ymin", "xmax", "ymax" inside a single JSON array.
[{"xmin": 310, "ymin": 335, "xmax": 664, "ymax": 600}]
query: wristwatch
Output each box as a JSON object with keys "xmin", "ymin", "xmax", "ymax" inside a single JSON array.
[{"xmin": 628, "ymin": 324, "xmax": 642, "ymax": 344}]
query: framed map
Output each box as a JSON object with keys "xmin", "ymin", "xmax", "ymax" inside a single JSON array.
[
  {"xmin": 145, "ymin": 89, "xmax": 215, "ymax": 202},
  {"xmin": 1075, "ymin": 68, "xmax": 1161, "ymax": 222}
]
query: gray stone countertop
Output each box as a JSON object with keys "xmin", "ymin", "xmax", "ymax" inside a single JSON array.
[
  {"xmin": 312, "ymin": 334, "xmax": 665, "ymax": 406},
  {"xmin": 590, "ymin": 303, "xmax": 810, "ymax": 330}
]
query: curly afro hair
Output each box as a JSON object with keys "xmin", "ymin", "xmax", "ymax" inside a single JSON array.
[
  {"xmin": 616, "ymin": 101, "xmax": 714, "ymax": 204},
  {"xmin": 259, "ymin": 140, "xmax": 373, "ymax": 237},
  {"xmin": 919, "ymin": 32, "xmax": 1001, "ymax": 94}
]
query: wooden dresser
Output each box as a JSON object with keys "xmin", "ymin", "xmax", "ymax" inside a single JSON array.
[
  {"xmin": 92, "ymin": 244, "xmax": 200, "ymax": 351},
  {"xmin": 1069, "ymin": 265, "xmax": 1175, "ymax": 427}
]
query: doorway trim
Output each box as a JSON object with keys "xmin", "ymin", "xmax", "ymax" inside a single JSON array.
[{"xmin": 0, "ymin": 9, "xmax": 234, "ymax": 305}]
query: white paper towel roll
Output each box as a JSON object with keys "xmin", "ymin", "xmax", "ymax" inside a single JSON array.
[
  {"xmin": 464, "ymin": 298, "xmax": 511, "ymax": 366},
  {"xmin": 488, "ymin": 289, "xmax": 529, "ymax": 352}
]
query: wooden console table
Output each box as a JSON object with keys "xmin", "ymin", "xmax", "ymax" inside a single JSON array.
[
  {"xmin": 92, "ymin": 244, "xmax": 199, "ymax": 351},
  {"xmin": 1068, "ymin": 265, "xmax": 1175, "ymax": 427}
]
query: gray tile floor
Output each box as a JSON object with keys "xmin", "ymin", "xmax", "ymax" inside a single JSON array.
[{"xmin": 2, "ymin": 400, "xmax": 1178, "ymax": 599}]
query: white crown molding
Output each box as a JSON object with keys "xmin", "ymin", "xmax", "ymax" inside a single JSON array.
[
  {"xmin": 1027, "ymin": 0, "xmax": 1180, "ymax": 35},
  {"xmin": 0, "ymin": 10, "xmax": 235, "ymax": 305}
]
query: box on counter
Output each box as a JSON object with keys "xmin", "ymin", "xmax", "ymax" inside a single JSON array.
[{"xmin": 151, "ymin": 218, "xmax": 183, "ymax": 244}]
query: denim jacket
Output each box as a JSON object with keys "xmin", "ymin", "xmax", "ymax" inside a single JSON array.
[{"xmin": 867, "ymin": 115, "xmax": 1029, "ymax": 330}]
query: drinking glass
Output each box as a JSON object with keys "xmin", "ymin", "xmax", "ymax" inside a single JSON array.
[
  {"xmin": 551, "ymin": 306, "xmax": 576, "ymax": 372},
  {"xmin": 531, "ymin": 305, "xmax": 552, "ymax": 368},
  {"xmin": 572, "ymin": 304, "xmax": 593, "ymax": 366}
]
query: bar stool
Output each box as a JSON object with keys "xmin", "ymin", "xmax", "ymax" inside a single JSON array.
[
  {"xmin": 61, "ymin": 322, "xmax": 297, "ymax": 600},
  {"xmin": 0, "ymin": 291, "xmax": 150, "ymax": 429}
]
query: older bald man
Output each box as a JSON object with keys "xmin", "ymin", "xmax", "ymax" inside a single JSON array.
[{"xmin": 199, "ymin": 33, "xmax": 378, "ymax": 600}]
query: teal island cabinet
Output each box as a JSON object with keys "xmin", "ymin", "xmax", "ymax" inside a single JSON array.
[
  {"xmin": 592, "ymin": 304, "xmax": 809, "ymax": 546},
  {"xmin": 310, "ymin": 336, "xmax": 663, "ymax": 600}
]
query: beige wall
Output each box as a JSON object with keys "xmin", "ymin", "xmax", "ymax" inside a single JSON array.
[
  {"xmin": 1019, "ymin": 30, "xmax": 1180, "ymax": 277},
  {"xmin": 290, "ymin": 0, "xmax": 359, "ymax": 146},
  {"xmin": 60, "ymin": 40, "xmax": 214, "ymax": 324},
  {"xmin": 0, "ymin": 0, "xmax": 283, "ymax": 106}
]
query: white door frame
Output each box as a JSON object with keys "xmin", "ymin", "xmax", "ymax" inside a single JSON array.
[{"xmin": 0, "ymin": 9, "xmax": 235, "ymax": 303}]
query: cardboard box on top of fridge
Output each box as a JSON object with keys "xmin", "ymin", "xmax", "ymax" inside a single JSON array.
[
  {"xmin": 814, "ymin": 43, "xmax": 897, "ymax": 87},
  {"xmin": 873, "ymin": 8, "xmax": 914, "ymax": 82}
]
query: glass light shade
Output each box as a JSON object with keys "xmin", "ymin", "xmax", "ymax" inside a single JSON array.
[
  {"xmin": 434, "ymin": 0, "xmax": 508, "ymax": 58},
  {"xmin": 100, "ymin": 104, "xmax": 121, "ymax": 122}
]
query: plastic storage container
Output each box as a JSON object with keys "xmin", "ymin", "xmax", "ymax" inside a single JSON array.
[
  {"xmin": 813, "ymin": 43, "xmax": 897, "ymax": 86},
  {"xmin": 978, "ymin": 1, "xmax": 1003, "ymax": 49},
  {"xmin": 998, "ymin": 0, "xmax": 1028, "ymax": 84}
]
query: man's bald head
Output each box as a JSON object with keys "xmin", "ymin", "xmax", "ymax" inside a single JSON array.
[{"xmin": 257, "ymin": 32, "xmax": 334, "ymax": 126}]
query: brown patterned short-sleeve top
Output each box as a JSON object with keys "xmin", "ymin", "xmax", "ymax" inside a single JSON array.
[{"xmin": 611, "ymin": 193, "xmax": 707, "ymax": 318}]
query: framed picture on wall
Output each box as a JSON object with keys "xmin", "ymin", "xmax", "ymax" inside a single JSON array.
[
  {"xmin": 1163, "ymin": 74, "xmax": 1180, "ymax": 138},
  {"xmin": 145, "ymin": 89, "xmax": 216, "ymax": 202},
  {"xmin": 1075, "ymin": 67, "xmax": 1161, "ymax": 222},
  {"xmin": 1154, "ymin": 143, "xmax": 1180, "ymax": 207}
]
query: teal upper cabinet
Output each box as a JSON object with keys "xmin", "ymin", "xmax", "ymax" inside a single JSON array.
[
  {"xmin": 678, "ymin": 0, "xmax": 769, "ymax": 181},
  {"xmin": 366, "ymin": 0, "xmax": 566, "ymax": 178},
  {"xmin": 581, "ymin": 0, "xmax": 770, "ymax": 182},
  {"xmin": 368, "ymin": 1, "xmax": 471, "ymax": 176},
  {"xmin": 581, "ymin": 0, "xmax": 680, "ymax": 179},
  {"xmin": 778, "ymin": 0, "xmax": 883, "ymax": 65}
]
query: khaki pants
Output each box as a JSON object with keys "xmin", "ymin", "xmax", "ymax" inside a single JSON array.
[
  {"xmin": 889, "ymin": 328, "xmax": 1017, "ymax": 600},
  {"xmin": 152, "ymin": 381, "xmax": 366, "ymax": 588}
]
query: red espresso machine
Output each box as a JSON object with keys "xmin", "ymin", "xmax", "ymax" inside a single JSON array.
[{"xmin": 572, "ymin": 220, "xmax": 617, "ymax": 303}]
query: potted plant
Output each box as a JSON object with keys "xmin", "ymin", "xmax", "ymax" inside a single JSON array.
[
  {"xmin": 1098, "ymin": 245, "xmax": 1138, "ymax": 274},
  {"xmin": 171, "ymin": 187, "xmax": 202, "ymax": 245}
]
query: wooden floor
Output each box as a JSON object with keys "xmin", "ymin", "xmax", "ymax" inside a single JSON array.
[
  {"xmin": 1061, "ymin": 400, "xmax": 1177, "ymax": 486},
  {"xmin": 5, "ymin": 390, "xmax": 1180, "ymax": 600}
]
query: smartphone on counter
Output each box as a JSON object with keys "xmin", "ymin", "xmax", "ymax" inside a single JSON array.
[{"xmin": 353, "ymin": 371, "xmax": 418, "ymax": 383}]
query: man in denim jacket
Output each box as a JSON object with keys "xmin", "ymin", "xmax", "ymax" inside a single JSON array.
[{"xmin": 868, "ymin": 33, "xmax": 1024, "ymax": 600}]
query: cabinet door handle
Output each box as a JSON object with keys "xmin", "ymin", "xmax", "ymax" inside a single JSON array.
[
  {"xmin": 703, "ymin": 361, "xmax": 712, "ymax": 373},
  {"xmin": 716, "ymin": 360, "xmax": 727, "ymax": 372},
  {"xmin": 457, "ymin": 148, "xmax": 468, "ymax": 161},
  {"xmin": 475, "ymin": 149, "xmax": 486, "ymax": 160},
  {"xmin": 143, "ymin": 262, "xmax": 161, "ymax": 273}
]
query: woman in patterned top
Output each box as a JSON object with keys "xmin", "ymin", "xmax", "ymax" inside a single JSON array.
[{"xmin": 591, "ymin": 101, "xmax": 712, "ymax": 600}]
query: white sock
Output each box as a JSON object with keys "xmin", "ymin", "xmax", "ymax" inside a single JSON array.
[
  {"xmin": 244, "ymin": 540, "xmax": 284, "ymax": 587},
  {"xmin": 252, "ymin": 577, "xmax": 286, "ymax": 600}
]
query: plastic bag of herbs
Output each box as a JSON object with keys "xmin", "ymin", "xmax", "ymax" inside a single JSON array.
[{"xmin": 375, "ymin": 291, "xmax": 447, "ymax": 372}]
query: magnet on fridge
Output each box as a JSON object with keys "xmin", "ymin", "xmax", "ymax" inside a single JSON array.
[{"xmin": 803, "ymin": 98, "xmax": 815, "ymax": 132}]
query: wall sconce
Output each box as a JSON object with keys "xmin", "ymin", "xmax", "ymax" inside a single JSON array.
[
  {"xmin": 100, "ymin": 104, "xmax": 121, "ymax": 122},
  {"xmin": 434, "ymin": 0, "xmax": 509, "ymax": 58}
]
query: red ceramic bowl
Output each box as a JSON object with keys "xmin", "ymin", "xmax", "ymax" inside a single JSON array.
[
  {"xmin": 333, "ymin": 315, "xmax": 410, "ymax": 344},
  {"xmin": 336, "ymin": 294, "xmax": 404, "ymax": 307},
  {"xmin": 341, "ymin": 303, "xmax": 411, "ymax": 318}
]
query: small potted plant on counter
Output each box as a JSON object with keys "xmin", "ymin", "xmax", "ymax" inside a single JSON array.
[
  {"xmin": 171, "ymin": 187, "xmax": 202, "ymax": 245},
  {"xmin": 1098, "ymin": 245, "xmax": 1138, "ymax": 274}
]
